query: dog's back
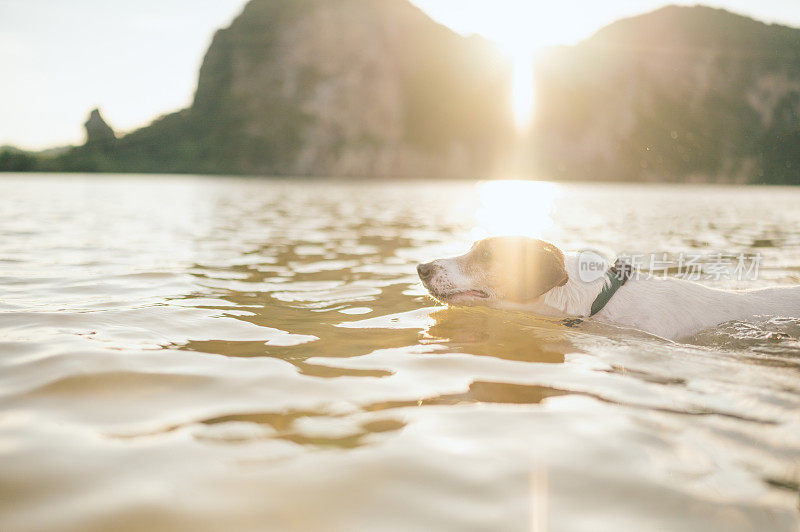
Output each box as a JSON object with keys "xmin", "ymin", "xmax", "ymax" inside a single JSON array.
[{"xmin": 598, "ymin": 276, "xmax": 800, "ymax": 340}]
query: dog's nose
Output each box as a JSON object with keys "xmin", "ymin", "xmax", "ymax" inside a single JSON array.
[{"xmin": 417, "ymin": 262, "xmax": 435, "ymax": 281}]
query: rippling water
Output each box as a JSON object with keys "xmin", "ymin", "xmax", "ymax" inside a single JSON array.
[{"xmin": 1, "ymin": 175, "xmax": 799, "ymax": 531}]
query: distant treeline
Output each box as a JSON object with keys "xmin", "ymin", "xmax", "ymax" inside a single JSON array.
[{"xmin": 0, "ymin": 150, "xmax": 37, "ymax": 172}]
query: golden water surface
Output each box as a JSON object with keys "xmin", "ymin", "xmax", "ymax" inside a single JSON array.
[{"xmin": 0, "ymin": 175, "xmax": 799, "ymax": 531}]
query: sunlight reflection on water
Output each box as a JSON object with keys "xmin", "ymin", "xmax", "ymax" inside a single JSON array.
[{"xmin": 474, "ymin": 180, "xmax": 560, "ymax": 240}]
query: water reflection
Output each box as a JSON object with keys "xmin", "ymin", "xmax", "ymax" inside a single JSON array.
[
  {"xmin": 475, "ymin": 180, "xmax": 560, "ymax": 240},
  {"xmin": 423, "ymin": 307, "xmax": 567, "ymax": 364},
  {"xmin": 196, "ymin": 410, "xmax": 407, "ymax": 449},
  {"xmin": 1, "ymin": 177, "xmax": 799, "ymax": 531}
]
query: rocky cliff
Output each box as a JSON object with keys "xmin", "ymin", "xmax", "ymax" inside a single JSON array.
[
  {"xmin": 59, "ymin": 0, "xmax": 512, "ymax": 177},
  {"xmin": 532, "ymin": 5, "xmax": 800, "ymax": 184},
  {"xmin": 84, "ymin": 109, "xmax": 116, "ymax": 148}
]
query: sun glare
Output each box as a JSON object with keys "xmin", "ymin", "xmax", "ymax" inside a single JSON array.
[
  {"xmin": 412, "ymin": 0, "xmax": 631, "ymax": 132},
  {"xmin": 411, "ymin": 1, "xmax": 552, "ymax": 131},
  {"xmin": 509, "ymin": 50, "xmax": 535, "ymax": 130},
  {"xmin": 474, "ymin": 180, "xmax": 561, "ymax": 240}
]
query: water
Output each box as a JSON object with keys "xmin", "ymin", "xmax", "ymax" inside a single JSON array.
[{"xmin": 0, "ymin": 175, "xmax": 798, "ymax": 531}]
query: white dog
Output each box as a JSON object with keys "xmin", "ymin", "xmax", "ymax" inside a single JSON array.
[{"xmin": 417, "ymin": 236, "xmax": 800, "ymax": 340}]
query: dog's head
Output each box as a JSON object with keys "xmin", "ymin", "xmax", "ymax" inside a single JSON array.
[{"xmin": 417, "ymin": 237, "xmax": 569, "ymax": 306}]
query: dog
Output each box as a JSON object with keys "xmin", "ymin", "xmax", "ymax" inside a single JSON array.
[{"xmin": 417, "ymin": 236, "xmax": 800, "ymax": 340}]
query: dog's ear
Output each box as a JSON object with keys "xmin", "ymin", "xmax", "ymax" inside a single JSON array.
[{"xmin": 518, "ymin": 240, "xmax": 569, "ymax": 301}]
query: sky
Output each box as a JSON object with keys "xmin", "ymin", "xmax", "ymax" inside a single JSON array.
[{"xmin": 2, "ymin": 0, "xmax": 799, "ymax": 150}]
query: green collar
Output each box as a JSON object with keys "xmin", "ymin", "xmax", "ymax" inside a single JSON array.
[{"xmin": 589, "ymin": 260, "xmax": 633, "ymax": 316}]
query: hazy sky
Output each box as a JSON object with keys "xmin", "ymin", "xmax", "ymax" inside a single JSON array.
[{"xmin": 2, "ymin": 0, "xmax": 799, "ymax": 150}]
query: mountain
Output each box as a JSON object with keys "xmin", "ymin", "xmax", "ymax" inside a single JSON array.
[
  {"xmin": 9, "ymin": 3, "xmax": 800, "ymax": 183},
  {"xmin": 531, "ymin": 5, "xmax": 800, "ymax": 184},
  {"xmin": 49, "ymin": 0, "xmax": 513, "ymax": 178}
]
